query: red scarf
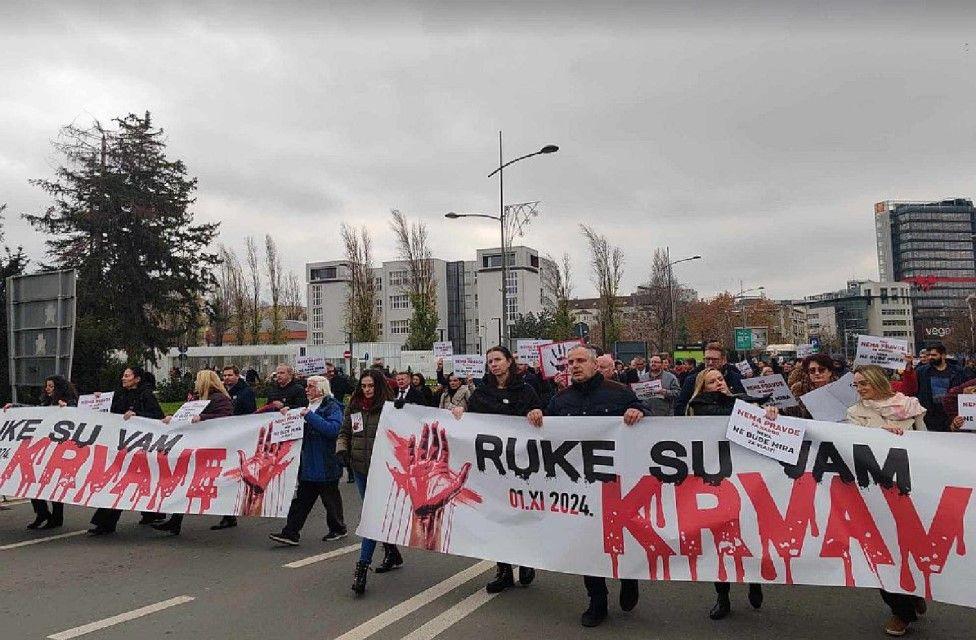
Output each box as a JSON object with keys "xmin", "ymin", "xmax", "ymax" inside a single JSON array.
[{"xmin": 360, "ymin": 395, "xmax": 374, "ymax": 412}]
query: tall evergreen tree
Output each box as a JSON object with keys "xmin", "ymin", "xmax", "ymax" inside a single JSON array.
[{"xmin": 25, "ymin": 113, "xmax": 219, "ymax": 382}]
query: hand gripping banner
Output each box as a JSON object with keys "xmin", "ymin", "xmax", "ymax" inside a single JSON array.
[
  {"xmin": 0, "ymin": 407, "xmax": 300, "ymax": 517},
  {"xmin": 358, "ymin": 403, "xmax": 976, "ymax": 608}
]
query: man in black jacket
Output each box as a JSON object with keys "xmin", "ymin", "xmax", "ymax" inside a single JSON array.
[
  {"xmin": 527, "ymin": 344, "xmax": 646, "ymax": 628},
  {"xmin": 260, "ymin": 364, "xmax": 308, "ymax": 412},
  {"xmin": 674, "ymin": 346, "xmax": 744, "ymax": 416},
  {"xmin": 325, "ymin": 362, "xmax": 354, "ymax": 403},
  {"xmin": 393, "ymin": 372, "xmax": 426, "ymax": 406},
  {"xmin": 917, "ymin": 343, "xmax": 970, "ymax": 431},
  {"xmin": 222, "ymin": 365, "xmax": 257, "ymax": 415}
]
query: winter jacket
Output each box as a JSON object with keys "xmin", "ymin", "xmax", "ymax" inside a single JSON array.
[
  {"xmin": 227, "ymin": 379, "xmax": 257, "ymax": 415},
  {"xmin": 632, "ymin": 370, "xmax": 681, "ymax": 417},
  {"xmin": 545, "ymin": 373, "xmax": 644, "ymax": 417},
  {"xmin": 328, "ymin": 372, "xmax": 354, "ymax": 402},
  {"xmin": 198, "ymin": 393, "xmax": 234, "ymax": 421},
  {"xmin": 942, "ymin": 378, "xmax": 976, "ymax": 420},
  {"xmin": 110, "ymin": 384, "xmax": 164, "ymax": 419},
  {"xmin": 686, "ymin": 391, "xmax": 766, "ymax": 417},
  {"xmin": 262, "ymin": 378, "xmax": 308, "ymax": 411},
  {"xmin": 845, "ymin": 393, "xmax": 926, "ymax": 431},
  {"xmin": 439, "ymin": 384, "xmax": 472, "ymax": 411},
  {"xmin": 299, "ymin": 396, "xmax": 345, "ymax": 482},
  {"xmin": 336, "ymin": 399, "xmax": 384, "ymax": 477},
  {"xmin": 392, "ymin": 386, "xmax": 426, "ymax": 406},
  {"xmin": 674, "ymin": 363, "xmax": 744, "ymax": 417},
  {"xmin": 916, "ymin": 362, "xmax": 969, "ymax": 431},
  {"xmin": 467, "ymin": 375, "xmax": 542, "ymax": 417}
]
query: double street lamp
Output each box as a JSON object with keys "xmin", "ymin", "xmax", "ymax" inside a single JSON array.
[{"xmin": 446, "ymin": 134, "xmax": 558, "ymax": 347}]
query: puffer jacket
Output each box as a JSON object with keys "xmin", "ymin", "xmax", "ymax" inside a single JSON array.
[
  {"xmin": 545, "ymin": 373, "xmax": 644, "ymax": 417},
  {"xmin": 439, "ymin": 384, "xmax": 472, "ymax": 411},
  {"xmin": 199, "ymin": 393, "xmax": 233, "ymax": 421},
  {"xmin": 110, "ymin": 384, "xmax": 164, "ymax": 419},
  {"xmin": 468, "ymin": 375, "xmax": 542, "ymax": 416},
  {"xmin": 336, "ymin": 399, "xmax": 385, "ymax": 477},
  {"xmin": 686, "ymin": 391, "xmax": 767, "ymax": 417},
  {"xmin": 299, "ymin": 396, "xmax": 345, "ymax": 482}
]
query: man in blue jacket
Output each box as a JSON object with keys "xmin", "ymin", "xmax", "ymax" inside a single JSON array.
[
  {"xmin": 269, "ymin": 375, "xmax": 346, "ymax": 546},
  {"xmin": 916, "ymin": 343, "xmax": 970, "ymax": 432},
  {"xmin": 527, "ymin": 344, "xmax": 647, "ymax": 628}
]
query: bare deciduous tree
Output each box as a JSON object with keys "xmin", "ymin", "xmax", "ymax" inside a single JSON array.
[
  {"xmin": 282, "ymin": 271, "xmax": 306, "ymax": 321},
  {"xmin": 341, "ymin": 222, "xmax": 380, "ymax": 342},
  {"xmin": 543, "ymin": 252, "xmax": 575, "ymax": 340},
  {"xmin": 244, "ymin": 235, "xmax": 262, "ymax": 344},
  {"xmin": 580, "ymin": 225, "xmax": 624, "ymax": 349},
  {"xmin": 390, "ymin": 209, "xmax": 438, "ymax": 349},
  {"xmin": 264, "ymin": 234, "xmax": 285, "ymax": 344}
]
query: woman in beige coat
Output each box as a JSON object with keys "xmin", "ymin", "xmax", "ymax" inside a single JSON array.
[{"xmin": 438, "ymin": 373, "xmax": 471, "ymax": 411}]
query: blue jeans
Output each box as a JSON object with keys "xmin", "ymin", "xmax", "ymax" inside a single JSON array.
[{"xmin": 354, "ymin": 472, "xmax": 377, "ymax": 564}]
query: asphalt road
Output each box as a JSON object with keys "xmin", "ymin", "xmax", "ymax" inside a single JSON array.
[{"xmin": 2, "ymin": 485, "xmax": 975, "ymax": 640}]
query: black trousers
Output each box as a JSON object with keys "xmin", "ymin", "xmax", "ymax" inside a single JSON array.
[
  {"xmin": 282, "ymin": 480, "xmax": 345, "ymax": 538},
  {"xmin": 583, "ymin": 576, "xmax": 637, "ymax": 602},
  {"xmin": 714, "ymin": 582, "xmax": 761, "ymax": 595},
  {"xmin": 90, "ymin": 508, "xmax": 161, "ymax": 531},
  {"xmin": 31, "ymin": 500, "xmax": 63, "ymax": 522},
  {"xmin": 881, "ymin": 590, "xmax": 921, "ymax": 624}
]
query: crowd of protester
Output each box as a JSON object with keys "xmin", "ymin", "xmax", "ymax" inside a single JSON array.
[{"xmin": 4, "ymin": 340, "xmax": 973, "ymax": 637}]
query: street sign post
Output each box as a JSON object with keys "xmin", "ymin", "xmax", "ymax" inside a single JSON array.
[
  {"xmin": 734, "ymin": 328, "xmax": 753, "ymax": 351},
  {"xmin": 6, "ymin": 269, "xmax": 77, "ymax": 402}
]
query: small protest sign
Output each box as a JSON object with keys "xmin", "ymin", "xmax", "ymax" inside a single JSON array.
[
  {"xmin": 516, "ymin": 339, "xmax": 553, "ymax": 366},
  {"xmin": 853, "ymin": 335, "xmax": 909, "ymax": 370},
  {"xmin": 295, "ymin": 355, "xmax": 327, "ymax": 376},
  {"xmin": 800, "ymin": 372, "xmax": 858, "ymax": 422},
  {"xmin": 170, "ymin": 399, "xmax": 211, "ymax": 424},
  {"xmin": 269, "ymin": 409, "xmax": 305, "ymax": 444},
  {"xmin": 433, "ymin": 342, "xmax": 454, "ymax": 358},
  {"xmin": 740, "ymin": 374, "xmax": 799, "ymax": 409},
  {"xmin": 78, "ymin": 392, "xmax": 114, "ymax": 412},
  {"xmin": 726, "ymin": 399, "xmax": 805, "ymax": 464},
  {"xmin": 630, "ymin": 379, "xmax": 663, "ymax": 401},
  {"xmin": 451, "ymin": 355, "xmax": 486, "ymax": 378},
  {"xmin": 958, "ymin": 395, "xmax": 976, "ymax": 432},
  {"xmin": 538, "ymin": 340, "xmax": 584, "ymax": 380}
]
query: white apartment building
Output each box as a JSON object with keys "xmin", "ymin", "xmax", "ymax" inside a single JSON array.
[{"xmin": 307, "ymin": 246, "xmax": 555, "ymax": 353}]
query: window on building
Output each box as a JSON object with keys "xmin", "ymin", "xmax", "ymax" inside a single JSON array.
[
  {"xmin": 390, "ymin": 319, "xmax": 410, "ymax": 335},
  {"xmin": 530, "ymin": 255, "xmax": 539, "ymax": 268},
  {"xmin": 389, "ymin": 270, "xmax": 408, "ymax": 287},
  {"xmin": 310, "ymin": 267, "xmax": 338, "ymax": 280},
  {"xmin": 390, "ymin": 294, "xmax": 410, "ymax": 310}
]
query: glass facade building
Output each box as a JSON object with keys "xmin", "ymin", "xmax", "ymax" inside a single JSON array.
[{"xmin": 875, "ymin": 199, "xmax": 976, "ymax": 347}]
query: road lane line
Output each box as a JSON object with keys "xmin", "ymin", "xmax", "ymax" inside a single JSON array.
[
  {"xmin": 0, "ymin": 530, "xmax": 86, "ymax": 550},
  {"xmin": 401, "ymin": 589, "xmax": 499, "ymax": 640},
  {"xmin": 282, "ymin": 543, "xmax": 360, "ymax": 568},
  {"xmin": 334, "ymin": 560, "xmax": 494, "ymax": 640},
  {"xmin": 47, "ymin": 595, "xmax": 195, "ymax": 640}
]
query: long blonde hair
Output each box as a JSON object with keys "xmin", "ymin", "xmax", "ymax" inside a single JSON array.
[
  {"xmin": 853, "ymin": 365, "xmax": 893, "ymax": 399},
  {"xmin": 685, "ymin": 367, "xmax": 728, "ymax": 415},
  {"xmin": 195, "ymin": 370, "xmax": 229, "ymax": 400}
]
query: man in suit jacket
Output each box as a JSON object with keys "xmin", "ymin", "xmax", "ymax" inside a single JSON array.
[{"xmin": 393, "ymin": 372, "xmax": 426, "ymax": 405}]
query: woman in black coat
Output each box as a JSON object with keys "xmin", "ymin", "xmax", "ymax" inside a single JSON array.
[
  {"xmin": 451, "ymin": 345, "xmax": 543, "ymax": 594},
  {"xmin": 88, "ymin": 366, "xmax": 165, "ymax": 536},
  {"xmin": 686, "ymin": 367, "xmax": 772, "ymax": 621}
]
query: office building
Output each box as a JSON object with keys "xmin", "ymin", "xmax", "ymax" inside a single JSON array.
[
  {"xmin": 875, "ymin": 199, "xmax": 976, "ymax": 346},
  {"xmin": 800, "ymin": 280, "xmax": 914, "ymax": 357}
]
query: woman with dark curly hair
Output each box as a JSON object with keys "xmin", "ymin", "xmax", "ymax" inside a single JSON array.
[{"xmin": 781, "ymin": 354, "xmax": 838, "ymax": 419}]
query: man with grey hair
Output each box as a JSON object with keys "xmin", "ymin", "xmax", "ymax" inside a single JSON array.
[
  {"xmin": 595, "ymin": 353, "xmax": 619, "ymax": 382},
  {"xmin": 527, "ymin": 343, "xmax": 646, "ymax": 628},
  {"xmin": 259, "ymin": 363, "xmax": 308, "ymax": 412}
]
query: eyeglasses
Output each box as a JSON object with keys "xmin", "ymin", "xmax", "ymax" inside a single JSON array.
[{"xmin": 851, "ymin": 381, "xmax": 871, "ymax": 388}]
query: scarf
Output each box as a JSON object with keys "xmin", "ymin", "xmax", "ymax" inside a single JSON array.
[{"xmin": 861, "ymin": 393, "xmax": 926, "ymax": 422}]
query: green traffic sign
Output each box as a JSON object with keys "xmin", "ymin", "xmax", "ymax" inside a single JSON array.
[{"xmin": 734, "ymin": 328, "xmax": 753, "ymax": 350}]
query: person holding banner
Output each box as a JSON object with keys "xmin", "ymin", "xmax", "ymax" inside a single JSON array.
[
  {"xmin": 843, "ymin": 364, "xmax": 928, "ymax": 636},
  {"xmin": 944, "ymin": 378, "xmax": 976, "ymax": 431},
  {"xmin": 781, "ymin": 354, "xmax": 838, "ymax": 419},
  {"xmin": 337, "ymin": 369, "xmax": 398, "ymax": 595},
  {"xmin": 3, "ymin": 375, "xmax": 79, "ymax": 529},
  {"xmin": 152, "ymin": 370, "xmax": 235, "ymax": 536},
  {"xmin": 685, "ymin": 368, "xmax": 770, "ymax": 620},
  {"xmin": 258, "ymin": 364, "xmax": 308, "ymax": 413},
  {"xmin": 526, "ymin": 344, "xmax": 645, "ymax": 628},
  {"xmin": 451, "ymin": 345, "xmax": 543, "ymax": 594},
  {"xmin": 269, "ymin": 375, "xmax": 347, "ymax": 546},
  {"xmin": 89, "ymin": 366, "xmax": 166, "ymax": 535}
]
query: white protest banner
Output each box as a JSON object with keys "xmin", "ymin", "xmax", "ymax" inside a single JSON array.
[
  {"xmin": 433, "ymin": 341, "xmax": 454, "ymax": 358},
  {"xmin": 516, "ymin": 339, "xmax": 553, "ymax": 366},
  {"xmin": 539, "ymin": 340, "xmax": 584, "ymax": 380},
  {"xmin": 78, "ymin": 392, "xmax": 113, "ymax": 413},
  {"xmin": 451, "ymin": 355, "xmax": 486, "ymax": 378},
  {"xmin": 726, "ymin": 399, "xmax": 805, "ymax": 464},
  {"xmin": 630, "ymin": 380, "xmax": 662, "ymax": 401},
  {"xmin": 295, "ymin": 355, "xmax": 327, "ymax": 376},
  {"xmin": 0, "ymin": 407, "xmax": 300, "ymax": 517},
  {"xmin": 796, "ymin": 344, "xmax": 815, "ymax": 358},
  {"xmin": 800, "ymin": 372, "xmax": 859, "ymax": 422},
  {"xmin": 959, "ymin": 395, "xmax": 976, "ymax": 432},
  {"xmin": 735, "ymin": 360, "xmax": 753, "ymax": 377},
  {"xmin": 360, "ymin": 403, "xmax": 976, "ymax": 608},
  {"xmin": 169, "ymin": 399, "xmax": 210, "ymax": 424},
  {"xmin": 269, "ymin": 409, "xmax": 305, "ymax": 444},
  {"xmin": 853, "ymin": 335, "xmax": 910, "ymax": 370},
  {"xmin": 741, "ymin": 374, "xmax": 799, "ymax": 409}
]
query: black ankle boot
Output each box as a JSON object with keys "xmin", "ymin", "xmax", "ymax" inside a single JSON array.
[
  {"xmin": 27, "ymin": 515, "xmax": 47, "ymax": 530},
  {"xmin": 709, "ymin": 594, "xmax": 731, "ymax": 620},
  {"xmin": 581, "ymin": 598, "xmax": 608, "ymax": 627},
  {"xmin": 151, "ymin": 518, "xmax": 181, "ymax": 536},
  {"xmin": 748, "ymin": 583, "xmax": 763, "ymax": 609},
  {"xmin": 374, "ymin": 545, "xmax": 403, "ymax": 573},
  {"xmin": 486, "ymin": 564, "xmax": 515, "ymax": 593},
  {"xmin": 518, "ymin": 566, "xmax": 536, "ymax": 586},
  {"xmin": 351, "ymin": 561, "xmax": 369, "ymax": 595}
]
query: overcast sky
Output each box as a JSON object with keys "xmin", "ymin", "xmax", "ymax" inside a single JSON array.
[{"xmin": 3, "ymin": 1, "xmax": 976, "ymax": 302}]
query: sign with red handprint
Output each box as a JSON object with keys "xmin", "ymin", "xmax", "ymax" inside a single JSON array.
[
  {"xmin": 538, "ymin": 339, "xmax": 583, "ymax": 382},
  {"xmin": 382, "ymin": 421, "xmax": 481, "ymax": 551}
]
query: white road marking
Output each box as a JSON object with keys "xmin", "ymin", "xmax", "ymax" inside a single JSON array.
[
  {"xmin": 334, "ymin": 560, "xmax": 494, "ymax": 640},
  {"xmin": 0, "ymin": 530, "xmax": 87, "ymax": 550},
  {"xmin": 401, "ymin": 588, "xmax": 499, "ymax": 640},
  {"xmin": 282, "ymin": 543, "xmax": 360, "ymax": 568},
  {"xmin": 47, "ymin": 595, "xmax": 195, "ymax": 640}
]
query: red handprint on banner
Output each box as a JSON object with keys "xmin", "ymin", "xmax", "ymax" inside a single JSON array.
[
  {"xmin": 223, "ymin": 425, "xmax": 295, "ymax": 516},
  {"xmin": 386, "ymin": 422, "xmax": 481, "ymax": 551}
]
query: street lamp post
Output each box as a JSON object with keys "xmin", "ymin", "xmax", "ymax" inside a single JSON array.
[
  {"xmin": 665, "ymin": 249, "xmax": 702, "ymax": 351},
  {"xmin": 732, "ymin": 283, "xmax": 765, "ymax": 352}
]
